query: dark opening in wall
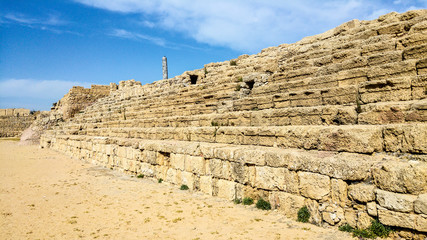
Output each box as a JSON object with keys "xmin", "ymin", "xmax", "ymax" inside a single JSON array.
[
  {"xmin": 190, "ymin": 75, "xmax": 198, "ymax": 85},
  {"xmin": 246, "ymin": 80, "xmax": 255, "ymax": 90}
]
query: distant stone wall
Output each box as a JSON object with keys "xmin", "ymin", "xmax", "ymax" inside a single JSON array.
[
  {"xmin": 0, "ymin": 109, "xmax": 35, "ymax": 137},
  {"xmin": 41, "ymin": 10, "xmax": 427, "ymax": 237},
  {"xmin": 52, "ymin": 84, "xmax": 111, "ymax": 119}
]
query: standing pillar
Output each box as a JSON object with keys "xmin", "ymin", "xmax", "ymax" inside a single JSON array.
[{"xmin": 162, "ymin": 56, "xmax": 168, "ymax": 80}]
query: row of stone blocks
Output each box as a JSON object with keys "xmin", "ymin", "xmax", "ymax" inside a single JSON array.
[
  {"xmin": 40, "ymin": 134, "xmax": 427, "ymax": 232},
  {"xmin": 64, "ymin": 99, "xmax": 425, "ymax": 132},
  {"xmin": 75, "ymin": 73, "xmax": 426, "ymax": 122},
  {"xmin": 60, "ymin": 124, "xmax": 426, "ymax": 155}
]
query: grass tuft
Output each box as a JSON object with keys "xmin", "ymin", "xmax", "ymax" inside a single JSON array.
[
  {"xmin": 297, "ymin": 206, "xmax": 310, "ymax": 223},
  {"xmin": 242, "ymin": 197, "xmax": 254, "ymax": 205},
  {"xmin": 256, "ymin": 198, "xmax": 271, "ymax": 210},
  {"xmin": 180, "ymin": 184, "xmax": 189, "ymax": 190}
]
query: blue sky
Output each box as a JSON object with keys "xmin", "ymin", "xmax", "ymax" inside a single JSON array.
[{"xmin": 1, "ymin": 0, "xmax": 426, "ymax": 110}]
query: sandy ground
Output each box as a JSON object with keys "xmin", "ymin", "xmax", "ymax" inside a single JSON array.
[{"xmin": 0, "ymin": 140, "xmax": 354, "ymax": 240}]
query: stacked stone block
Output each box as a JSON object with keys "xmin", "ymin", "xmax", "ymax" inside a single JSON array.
[
  {"xmin": 0, "ymin": 108, "xmax": 34, "ymax": 137},
  {"xmin": 41, "ymin": 10, "xmax": 427, "ymax": 234}
]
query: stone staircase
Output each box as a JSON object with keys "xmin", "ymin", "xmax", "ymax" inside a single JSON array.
[{"xmin": 41, "ymin": 10, "xmax": 427, "ymax": 234}]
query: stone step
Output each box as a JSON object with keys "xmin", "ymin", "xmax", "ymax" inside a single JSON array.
[{"xmin": 57, "ymin": 124, "xmax": 426, "ymax": 155}]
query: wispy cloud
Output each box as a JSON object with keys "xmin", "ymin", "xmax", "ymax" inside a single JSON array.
[
  {"xmin": 0, "ymin": 79, "xmax": 93, "ymax": 110},
  {"xmin": 1, "ymin": 12, "xmax": 74, "ymax": 34},
  {"xmin": 109, "ymin": 28, "xmax": 166, "ymax": 46},
  {"xmin": 74, "ymin": 0, "xmax": 427, "ymax": 53}
]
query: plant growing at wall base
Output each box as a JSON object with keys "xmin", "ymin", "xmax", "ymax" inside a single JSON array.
[
  {"xmin": 256, "ymin": 198, "xmax": 271, "ymax": 210},
  {"xmin": 242, "ymin": 197, "xmax": 254, "ymax": 205},
  {"xmin": 137, "ymin": 174, "xmax": 144, "ymax": 178},
  {"xmin": 338, "ymin": 219, "xmax": 392, "ymax": 239},
  {"xmin": 297, "ymin": 206, "xmax": 310, "ymax": 223},
  {"xmin": 158, "ymin": 178, "xmax": 163, "ymax": 183},
  {"xmin": 338, "ymin": 224, "xmax": 354, "ymax": 232},
  {"xmin": 233, "ymin": 198, "xmax": 242, "ymax": 204},
  {"xmin": 180, "ymin": 184, "xmax": 189, "ymax": 190}
]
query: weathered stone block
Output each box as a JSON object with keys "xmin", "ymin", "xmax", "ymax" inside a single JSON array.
[
  {"xmin": 322, "ymin": 204, "xmax": 345, "ymax": 226},
  {"xmin": 378, "ymin": 208, "xmax": 416, "ymax": 229},
  {"xmin": 181, "ymin": 171, "xmax": 195, "ymax": 190},
  {"xmin": 298, "ymin": 172, "xmax": 330, "ymax": 200},
  {"xmin": 185, "ymin": 155, "xmax": 205, "ymax": 175},
  {"xmin": 170, "ymin": 153, "xmax": 185, "ymax": 170},
  {"xmin": 276, "ymin": 192, "xmax": 305, "ymax": 219},
  {"xmin": 357, "ymin": 212, "xmax": 373, "ymax": 230},
  {"xmin": 376, "ymin": 189, "xmax": 417, "ymax": 213},
  {"xmin": 216, "ymin": 179, "xmax": 236, "ymax": 200},
  {"xmin": 255, "ymin": 166, "xmax": 285, "ymax": 191},
  {"xmin": 367, "ymin": 202, "xmax": 378, "ymax": 216},
  {"xmin": 414, "ymin": 194, "xmax": 427, "ymax": 215},
  {"xmin": 348, "ymin": 183, "xmax": 376, "ymax": 203},
  {"xmin": 373, "ymin": 161, "xmax": 427, "ymax": 194},
  {"xmin": 331, "ymin": 179, "xmax": 348, "ymax": 207},
  {"xmin": 200, "ymin": 176, "xmax": 213, "ymax": 195}
]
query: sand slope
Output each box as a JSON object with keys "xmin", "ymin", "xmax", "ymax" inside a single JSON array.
[{"xmin": 0, "ymin": 140, "xmax": 354, "ymax": 239}]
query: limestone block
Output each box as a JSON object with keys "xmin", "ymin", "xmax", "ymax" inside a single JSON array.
[
  {"xmin": 265, "ymin": 150, "xmax": 291, "ymax": 167},
  {"xmin": 322, "ymin": 204, "xmax": 345, "ymax": 226},
  {"xmin": 139, "ymin": 162, "xmax": 155, "ymax": 177},
  {"xmin": 373, "ymin": 161, "xmax": 427, "ymax": 194},
  {"xmin": 244, "ymin": 165, "xmax": 256, "ymax": 186},
  {"xmin": 348, "ymin": 183, "xmax": 376, "ymax": 203},
  {"xmin": 298, "ymin": 172, "xmax": 330, "ymax": 200},
  {"xmin": 414, "ymin": 194, "xmax": 427, "ymax": 214},
  {"xmin": 321, "ymin": 86, "xmax": 357, "ymax": 105},
  {"xmin": 276, "ymin": 192, "xmax": 305, "ymax": 219},
  {"xmin": 166, "ymin": 168, "xmax": 179, "ymax": 185},
  {"xmin": 383, "ymin": 124, "xmax": 427, "ymax": 154},
  {"xmin": 304, "ymin": 199, "xmax": 322, "ymax": 225},
  {"xmin": 255, "ymin": 166, "xmax": 285, "ymax": 191},
  {"xmin": 208, "ymin": 158, "xmax": 223, "ymax": 178},
  {"xmin": 185, "ymin": 155, "xmax": 205, "ymax": 175},
  {"xmin": 214, "ymin": 147, "xmax": 237, "ymax": 161},
  {"xmin": 234, "ymin": 148, "xmax": 266, "ymax": 166},
  {"xmin": 181, "ymin": 171, "xmax": 195, "ymax": 190},
  {"xmin": 376, "ymin": 189, "xmax": 417, "ymax": 213},
  {"xmin": 331, "ymin": 179, "xmax": 348, "ymax": 207},
  {"xmin": 412, "ymin": 74, "xmax": 426, "ymax": 99},
  {"xmin": 378, "ymin": 208, "xmax": 416, "ymax": 229},
  {"xmin": 416, "ymin": 214, "xmax": 427, "ymax": 232},
  {"xmin": 359, "ymin": 77, "xmax": 412, "ymax": 103},
  {"xmin": 200, "ymin": 176, "xmax": 213, "ymax": 195},
  {"xmin": 344, "ymin": 208, "xmax": 357, "ymax": 228},
  {"xmin": 144, "ymin": 150, "xmax": 157, "ymax": 164},
  {"xmin": 170, "ymin": 153, "xmax": 185, "ymax": 170},
  {"xmin": 317, "ymin": 126, "xmax": 383, "ymax": 154},
  {"xmin": 230, "ymin": 161, "xmax": 245, "ymax": 183},
  {"xmin": 367, "ymin": 202, "xmax": 378, "ymax": 216},
  {"xmin": 403, "ymin": 44, "xmax": 427, "ymax": 60},
  {"xmin": 357, "ymin": 212, "xmax": 373, "ymax": 230},
  {"xmin": 216, "ymin": 179, "xmax": 236, "ymax": 200}
]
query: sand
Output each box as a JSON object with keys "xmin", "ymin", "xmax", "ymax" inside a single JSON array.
[{"xmin": 0, "ymin": 140, "xmax": 354, "ymax": 240}]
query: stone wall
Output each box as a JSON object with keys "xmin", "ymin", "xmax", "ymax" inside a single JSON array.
[
  {"xmin": 41, "ymin": 10, "xmax": 427, "ymax": 235},
  {"xmin": 19, "ymin": 84, "xmax": 111, "ymax": 144},
  {"xmin": 0, "ymin": 109, "xmax": 35, "ymax": 137}
]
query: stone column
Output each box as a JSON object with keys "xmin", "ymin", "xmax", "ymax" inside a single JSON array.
[{"xmin": 162, "ymin": 56, "xmax": 168, "ymax": 80}]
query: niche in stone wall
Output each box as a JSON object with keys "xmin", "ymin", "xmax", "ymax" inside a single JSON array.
[
  {"xmin": 190, "ymin": 75, "xmax": 198, "ymax": 85},
  {"xmin": 246, "ymin": 80, "xmax": 255, "ymax": 91}
]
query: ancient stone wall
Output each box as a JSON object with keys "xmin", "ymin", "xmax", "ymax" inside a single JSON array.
[
  {"xmin": 0, "ymin": 108, "xmax": 35, "ymax": 137},
  {"xmin": 19, "ymin": 84, "xmax": 111, "ymax": 144},
  {"xmin": 41, "ymin": 10, "xmax": 427, "ymax": 235}
]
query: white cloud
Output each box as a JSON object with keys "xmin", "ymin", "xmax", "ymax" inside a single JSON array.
[
  {"xmin": 4, "ymin": 13, "xmax": 68, "ymax": 26},
  {"xmin": 0, "ymin": 79, "xmax": 93, "ymax": 110},
  {"xmin": 109, "ymin": 29, "xmax": 166, "ymax": 46},
  {"xmin": 75, "ymin": 0, "xmax": 426, "ymax": 52}
]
